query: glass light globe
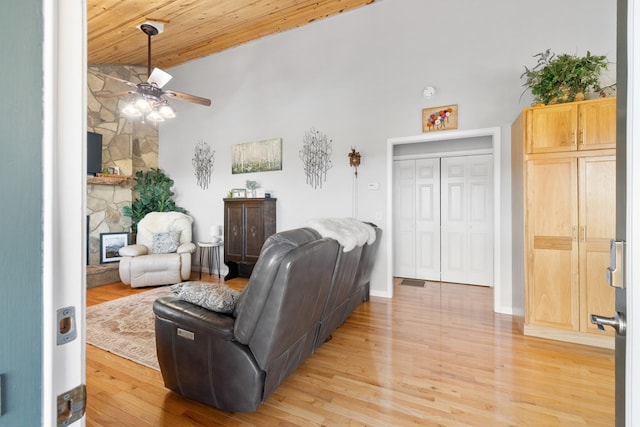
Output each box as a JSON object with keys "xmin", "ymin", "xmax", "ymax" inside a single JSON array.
[
  {"xmin": 159, "ymin": 104, "xmax": 176, "ymax": 118},
  {"xmin": 121, "ymin": 103, "xmax": 142, "ymax": 117},
  {"xmin": 134, "ymin": 97, "xmax": 152, "ymax": 113},
  {"xmin": 146, "ymin": 110, "xmax": 165, "ymax": 122}
]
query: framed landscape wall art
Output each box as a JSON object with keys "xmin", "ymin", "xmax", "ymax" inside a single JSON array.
[
  {"xmin": 422, "ymin": 104, "xmax": 458, "ymax": 132},
  {"xmin": 232, "ymin": 138, "xmax": 283, "ymax": 174},
  {"xmin": 100, "ymin": 232, "xmax": 129, "ymax": 263}
]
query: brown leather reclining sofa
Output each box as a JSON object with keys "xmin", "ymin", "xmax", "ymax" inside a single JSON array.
[{"xmin": 153, "ymin": 224, "xmax": 382, "ymax": 412}]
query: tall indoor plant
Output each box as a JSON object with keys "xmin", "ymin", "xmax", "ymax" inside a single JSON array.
[
  {"xmin": 521, "ymin": 49, "xmax": 609, "ymax": 105},
  {"xmin": 122, "ymin": 168, "xmax": 187, "ymax": 233}
]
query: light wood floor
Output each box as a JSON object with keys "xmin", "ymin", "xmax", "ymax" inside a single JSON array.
[{"xmin": 85, "ymin": 275, "xmax": 614, "ymax": 426}]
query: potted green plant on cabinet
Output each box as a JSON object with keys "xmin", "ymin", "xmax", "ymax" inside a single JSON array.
[
  {"xmin": 122, "ymin": 168, "xmax": 187, "ymax": 234},
  {"xmin": 521, "ymin": 49, "xmax": 610, "ymax": 105}
]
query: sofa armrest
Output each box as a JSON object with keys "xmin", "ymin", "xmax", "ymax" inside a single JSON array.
[
  {"xmin": 177, "ymin": 242, "xmax": 196, "ymax": 254},
  {"xmin": 119, "ymin": 244, "xmax": 148, "ymax": 257},
  {"xmin": 153, "ymin": 296, "xmax": 264, "ymax": 412},
  {"xmin": 153, "ymin": 297, "xmax": 235, "ymax": 339}
]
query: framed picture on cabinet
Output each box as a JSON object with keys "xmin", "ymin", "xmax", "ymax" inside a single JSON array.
[{"xmin": 231, "ymin": 188, "xmax": 246, "ymax": 198}]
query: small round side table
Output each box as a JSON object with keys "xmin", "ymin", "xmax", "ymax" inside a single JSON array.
[{"xmin": 198, "ymin": 240, "xmax": 223, "ymax": 279}]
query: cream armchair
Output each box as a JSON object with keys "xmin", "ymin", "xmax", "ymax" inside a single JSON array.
[{"xmin": 119, "ymin": 212, "xmax": 196, "ymax": 288}]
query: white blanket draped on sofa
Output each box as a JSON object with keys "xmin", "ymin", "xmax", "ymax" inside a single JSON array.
[{"xmin": 305, "ymin": 218, "xmax": 376, "ymax": 252}]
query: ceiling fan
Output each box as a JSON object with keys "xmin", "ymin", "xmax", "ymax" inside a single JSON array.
[{"xmin": 93, "ymin": 22, "xmax": 211, "ymax": 122}]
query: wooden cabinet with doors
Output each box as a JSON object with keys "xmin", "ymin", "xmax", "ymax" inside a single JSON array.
[
  {"xmin": 514, "ymin": 98, "xmax": 616, "ymax": 348},
  {"xmin": 223, "ymin": 198, "xmax": 276, "ymax": 280},
  {"xmin": 525, "ymin": 97, "xmax": 616, "ymax": 154}
]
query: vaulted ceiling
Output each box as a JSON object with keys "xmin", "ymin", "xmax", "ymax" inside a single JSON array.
[{"xmin": 88, "ymin": 0, "xmax": 375, "ymax": 70}]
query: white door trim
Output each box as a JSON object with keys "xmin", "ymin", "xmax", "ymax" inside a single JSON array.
[
  {"xmin": 42, "ymin": 1, "xmax": 87, "ymax": 425},
  {"xmin": 627, "ymin": 0, "xmax": 639, "ymax": 422},
  {"xmin": 385, "ymin": 127, "xmax": 505, "ymax": 314}
]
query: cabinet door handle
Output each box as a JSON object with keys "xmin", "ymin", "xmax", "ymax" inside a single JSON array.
[
  {"xmin": 572, "ymin": 130, "xmax": 577, "ymax": 147},
  {"xmin": 580, "ymin": 226, "xmax": 586, "ymax": 242},
  {"xmin": 572, "ymin": 226, "xmax": 578, "ymax": 241},
  {"xmin": 579, "ymin": 128, "xmax": 584, "ymax": 146}
]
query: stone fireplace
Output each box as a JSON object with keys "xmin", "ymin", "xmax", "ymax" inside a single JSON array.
[{"xmin": 86, "ymin": 64, "xmax": 159, "ymax": 286}]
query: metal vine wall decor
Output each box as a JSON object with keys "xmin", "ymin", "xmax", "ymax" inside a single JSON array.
[
  {"xmin": 192, "ymin": 140, "xmax": 215, "ymax": 189},
  {"xmin": 299, "ymin": 127, "xmax": 333, "ymax": 189}
]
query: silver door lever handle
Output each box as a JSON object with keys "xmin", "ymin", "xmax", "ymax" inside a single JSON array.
[{"xmin": 590, "ymin": 313, "xmax": 626, "ymax": 335}]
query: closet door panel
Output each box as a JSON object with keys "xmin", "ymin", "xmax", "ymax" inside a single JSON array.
[
  {"xmin": 415, "ymin": 158, "xmax": 440, "ymax": 280},
  {"xmin": 393, "ymin": 160, "xmax": 416, "ymax": 278},
  {"xmin": 467, "ymin": 157, "xmax": 494, "ymax": 285},
  {"xmin": 441, "ymin": 158, "xmax": 467, "ymax": 283},
  {"xmin": 441, "ymin": 155, "xmax": 494, "ymax": 285}
]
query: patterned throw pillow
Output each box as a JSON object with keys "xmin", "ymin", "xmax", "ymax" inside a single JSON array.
[
  {"xmin": 151, "ymin": 231, "xmax": 181, "ymax": 254},
  {"xmin": 170, "ymin": 281, "xmax": 242, "ymax": 314}
]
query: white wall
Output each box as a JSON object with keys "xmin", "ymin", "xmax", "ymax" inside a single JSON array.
[{"xmin": 159, "ymin": 0, "xmax": 616, "ymax": 307}]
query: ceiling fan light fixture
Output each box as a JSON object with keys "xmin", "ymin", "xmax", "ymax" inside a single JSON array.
[
  {"xmin": 94, "ymin": 21, "xmax": 210, "ymax": 123},
  {"xmin": 146, "ymin": 109, "xmax": 165, "ymax": 123},
  {"xmin": 122, "ymin": 102, "xmax": 142, "ymax": 118},
  {"xmin": 159, "ymin": 103, "xmax": 176, "ymax": 119},
  {"xmin": 135, "ymin": 97, "xmax": 153, "ymax": 113}
]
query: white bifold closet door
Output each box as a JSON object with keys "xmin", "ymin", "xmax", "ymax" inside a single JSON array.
[
  {"xmin": 393, "ymin": 154, "xmax": 493, "ymax": 286},
  {"xmin": 393, "ymin": 158, "xmax": 441, "ymax": 280},
  {"xmin": 393, "ymin": 159, "xmax": 418, "ymax": 279},
  {"xmin": 440, "ymin": 155, "xmax": 493, "ymax": 286}
]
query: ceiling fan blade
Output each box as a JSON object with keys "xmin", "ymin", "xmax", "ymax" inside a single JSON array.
[
  {"xmin": 91, "ymin": 71, "xmax": 138, "ymax": 88},
  {"xmin": 95, "ymin": 90, "xmax": 136, "ymax": 98},
  {"xmin": 148, "ymin": 68, "xmax": 173, "ymax": 89},
  {"xmin": 164, "ymin": 90, "xmax": 212, "ymax": 107}
]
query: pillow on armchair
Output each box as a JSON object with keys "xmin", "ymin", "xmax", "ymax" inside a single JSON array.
[{"xmin": 151, "ymin": 231, "xmax": 181, "ymax": 254}]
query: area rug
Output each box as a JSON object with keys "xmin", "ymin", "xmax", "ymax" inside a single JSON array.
[
  {"xmin": 400, "ymin": 278, "xmax": 425, "ymax": 287},
  {"xmin": 86, "ymin": 286, "xmax": 174, "ymax": 371}
]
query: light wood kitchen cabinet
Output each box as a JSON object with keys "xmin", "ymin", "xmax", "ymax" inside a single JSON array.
[
  {"xmin": 578, "ymin": 156, "xmax": 617, "ymax": 335},
  {"xmin": 525, "ymin": 97, "xmax": 616, "ymax": 154},
  {"xmin": 525, "ymin": 157, "xmax": 579, "ymax": 331},
  {"xmin": 514, "ymin": 98, "xmax": 616, "ymax": 348}
]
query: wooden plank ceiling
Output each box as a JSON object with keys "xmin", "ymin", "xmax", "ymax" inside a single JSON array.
[{"xmin": 88, "ymin": 0, "xmax": 375, "ymax": 70}]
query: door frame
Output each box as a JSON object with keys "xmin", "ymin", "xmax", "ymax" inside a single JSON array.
[
  {"xmin": 386, "ymin": 127, "xmax": 505, "ymax": 314},
  {"xmin": 42, "ymin": 0, "xmax": 87, "ymax": 425},
  {"xmin": 626, "ymin": 0, "xmax": 639, "ymax": 421},
  {"xmin": 41, "ymin": 3, "xmax": 639, "ymax": 423}
]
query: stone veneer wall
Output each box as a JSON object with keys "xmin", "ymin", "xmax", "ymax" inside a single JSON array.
[{"xmin": 86, "ymin": 64, "xmax": 159, "ymax": 267}]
